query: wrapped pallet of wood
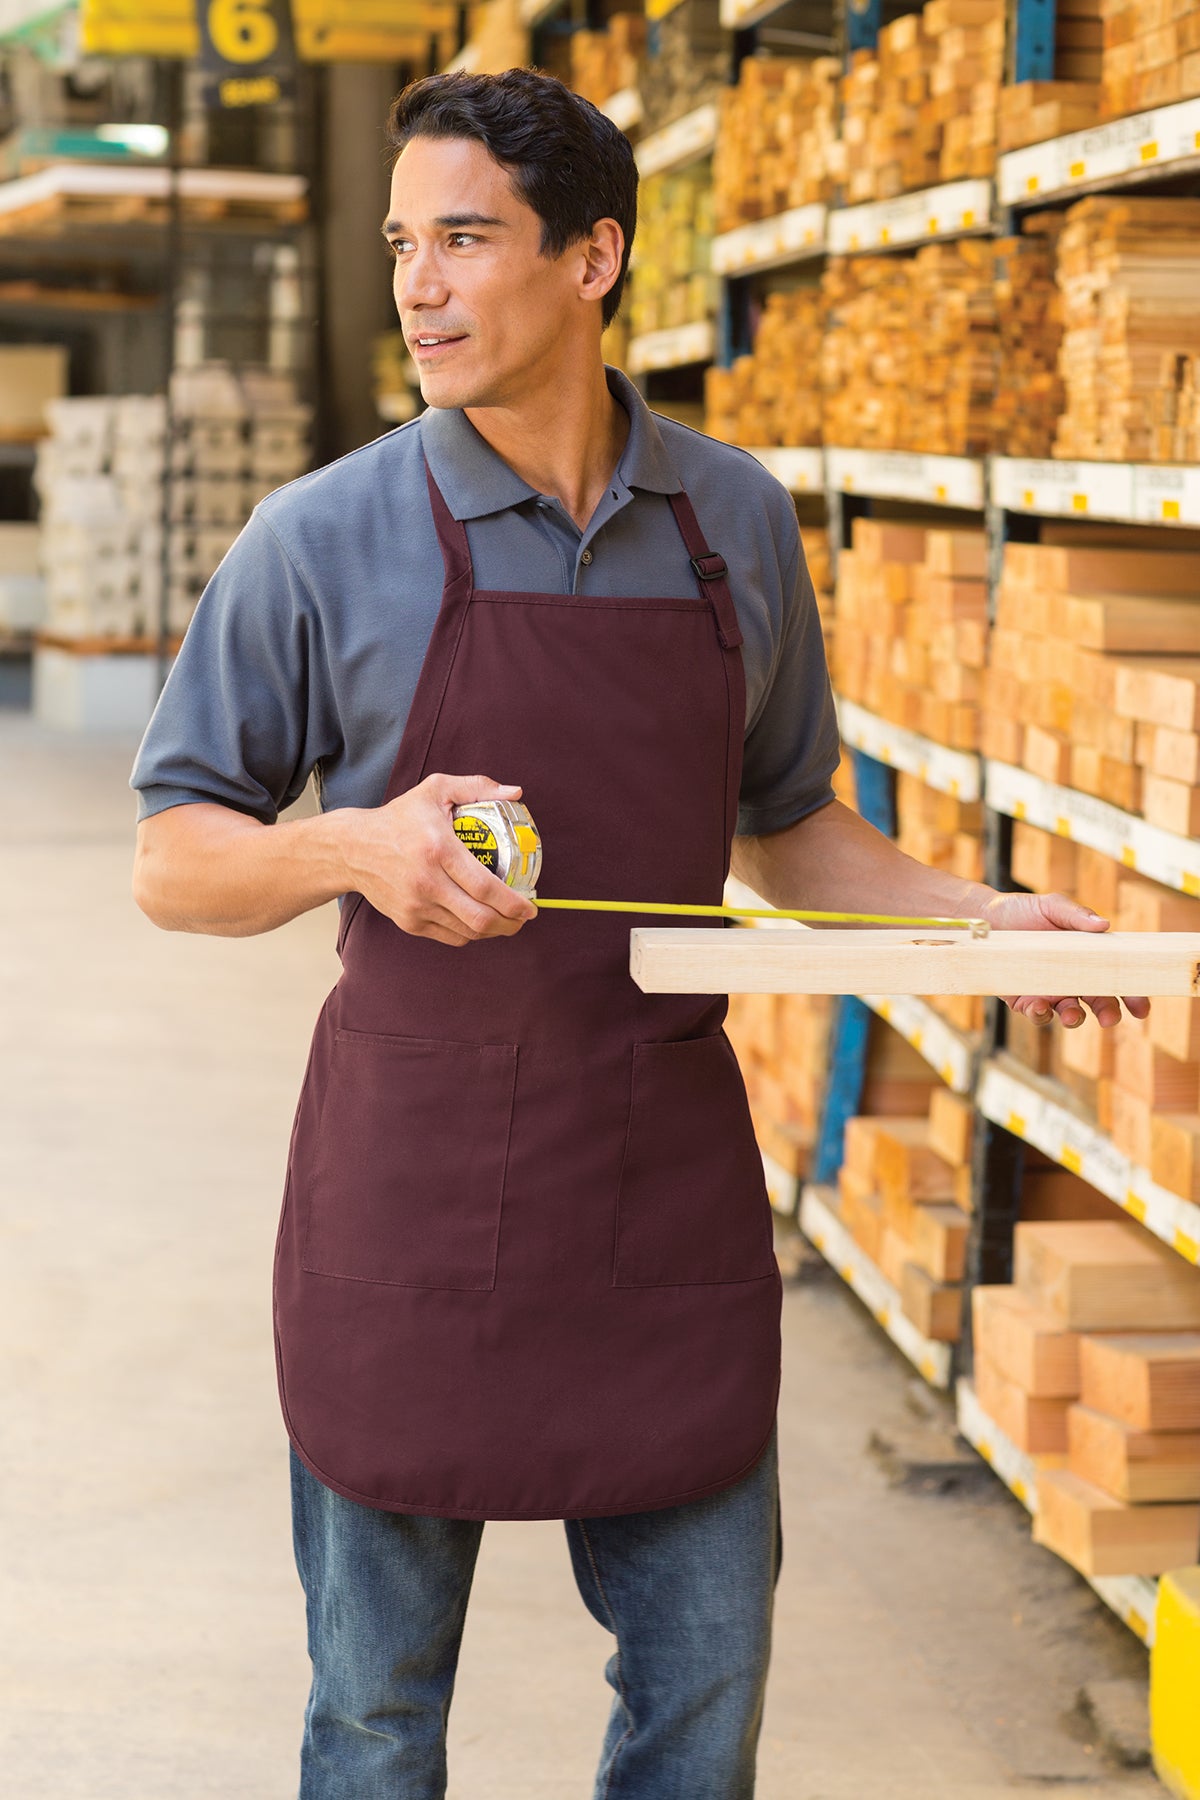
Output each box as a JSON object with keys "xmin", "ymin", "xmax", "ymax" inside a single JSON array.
[
  {"xmin": 703, "ymin": 288, "xmax": 825, "ymax": 447},
  {"xmin": 636, "ymin": 0, "xmax": 730, "ymax": 135},
  {"xmin": 1101, "ymin": 0, "xmax": 1200, "ymax": 119},
  {"xmin": 1052, "ymin": 197, "xmax": 1200, "ymax": 463},
  {"xmin": 712, "ymin": 55, "xmax": 838, "ymax": 231}
]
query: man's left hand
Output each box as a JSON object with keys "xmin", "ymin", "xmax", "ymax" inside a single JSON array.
[{"xmin": 983, "ymin": 888, "xmax": 1150, "ymax": 1030}]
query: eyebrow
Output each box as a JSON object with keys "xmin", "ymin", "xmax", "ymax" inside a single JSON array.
[{"xmin": 381, "ymin": 212, "xmax": 508, "ymax": 238}]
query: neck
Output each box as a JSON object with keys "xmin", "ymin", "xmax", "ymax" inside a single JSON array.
[{"xmin": 463, "ymin": 357, "xmax": 630, "ymax": 534}]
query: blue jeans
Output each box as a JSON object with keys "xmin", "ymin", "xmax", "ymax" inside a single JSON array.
[{"xmin": 289, "ymin": 1425, "xmax": 782, "ymax": 1799}]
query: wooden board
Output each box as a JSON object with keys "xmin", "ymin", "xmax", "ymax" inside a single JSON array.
[
  {"xmin": 1067, "ymin": 1403, "xmax": 1200, "ymax": 1503},
  {"xmin": 972, "ymin": 1284, "xmax": 1082, "ymax": 1397},
  {"xmin": 1015, "ymin": 1222, "xmax": 1200, "ymax": 1333},
  {"xmin": 629, "ymin": 928, "xmax": 1200, "ymax": 998},
  {"xmin": 1033, "ymin": 1467, "xmax": 1200, "ymax": 1578},
  {"xmin": 1079, "ymin": 1333, "xmax": 1200, "ymax": 1431}
]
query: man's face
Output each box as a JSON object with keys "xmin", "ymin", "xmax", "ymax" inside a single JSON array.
[{"xmin": 385, "ymin": 134, "xmax": 587, "ymax": 410}]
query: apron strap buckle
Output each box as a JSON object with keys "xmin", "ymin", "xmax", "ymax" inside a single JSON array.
[{"xmin": 690, "ymin": 551, "xmax": 728, "ymax": 583}]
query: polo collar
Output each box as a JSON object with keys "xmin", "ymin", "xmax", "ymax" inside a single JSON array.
[{"xmin": 418, "ymin": 363, "xmax": 683, "ymax": 522}]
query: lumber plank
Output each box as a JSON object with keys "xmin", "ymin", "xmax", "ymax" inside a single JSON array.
[
  {"xmin": 1079, "ymin": 1332, "xmax": 1200, "ymax": 1430},
  {"xmin": 1068, "ymin": 1403, "xmax": 1200, "ymax": 1502},
  {"xmin": 629, "ymin": 928, "xmax": 1200, "ymax": 998},
  {"xmin": 1015, "ymin": 1221, "xmax": 1200, "ymax": 1332},
  {"xmin": 1033, "ymin": 1466, "xmax": 1200, "ymax": 1577},
  {"xmin": 972, "ymin": 1284, "xmax": 1082, "ymax": 1397}
]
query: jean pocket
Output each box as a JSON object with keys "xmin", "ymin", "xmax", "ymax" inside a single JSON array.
[
  {"xmin": 301, "ymin": 1030, "xmax": 518, "ymax": 1289},
  {"xmin": 613, "ymin": 1034, "xmax": 776, "ymax": 1287}
]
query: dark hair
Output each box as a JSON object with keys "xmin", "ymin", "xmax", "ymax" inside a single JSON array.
[{"xmin": 385, "ymin": 68, "xmax": 637, "ymax": 329}]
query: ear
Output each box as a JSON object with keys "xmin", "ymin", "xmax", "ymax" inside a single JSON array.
[{"xmin": 578, "ymin": 217, "xmax": 624, "ymax": 310}]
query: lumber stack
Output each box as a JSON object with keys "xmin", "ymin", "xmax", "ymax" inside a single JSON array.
[
  {"xmin": 990, "ymin": 218, "xmax": 1066, "ymax": 457},
  {"xmin": 725, "ymin": 989, "xmax": 832, "ymax": 1176},
  {"xmin": 999, "ymin": 3, "xmax": 1103, "ymax": 146},
  {"xmin": 838, "ymin": 1083, "xmax": 975, "ymax": 1340},
  {"xmin": 981, "ymin": 538, "xmax": 1200, "ymax": 810},
  {"xmin": 1101, "ymin": 0, "xmax": 1200, "ymax": 119},
  {"xmin": 628, "ymin": 167, "xmax": 717, "ymax": 337},
  {"xmin": 1052, "ymin": 197, "xmax": 1200, "ymax": 463},
  {"xmin": 568, "ymin": 14, "xmax": 646, "ymax": 109},
  {"xmin": 802, "ymin": 526, "xmax": 834, "ymax": 651},
  {"xmin": 636, "ymin": 0, "xmax": 730, "ymax": 135},
  {"xmin": 32, "ymin": 366, "xmax": 309, "ymax": 643},
  {"xmin": 974, "ymin": 1219, "xmax": 1200, "ymax": 1577},
  {"xmin": 1148, "ymin": 353, "xmax": 1200, "ymax": 463},
  {"xmin": 930, "ymin": 0, "xmax": 1007, "ymax": 182},
  {"xmin": 703, "ymin": 289, "xmax": 825, "ymax": 447},
  {"xmin": 712, "ymin": 56, "xmax": 838, "ymax": 230},
  {"xmin": 833, "ymin": 518, "xmax": 987, "ymax": 751}
]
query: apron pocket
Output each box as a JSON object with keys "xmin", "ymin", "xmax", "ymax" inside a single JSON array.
[
  {"xmin": 613, "ymin": 1034, "xmax": 776, "ymax": 1287},
  {"xmin": 301, "ymin": 1031, "xmax": 518, "ymax": 1289}
]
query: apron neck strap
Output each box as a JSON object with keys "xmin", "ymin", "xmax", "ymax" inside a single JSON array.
[
  {"xmin": 667, "ymin": 490, "xmax": 743, "ymax": 651},
  {"xmin": 425, "ymin": 455, "xmax": 474, "ymax": 596}
]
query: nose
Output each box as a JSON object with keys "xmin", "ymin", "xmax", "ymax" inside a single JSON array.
[{"xmin": 395, "ymin": 239, "xmax": 448, "ymax": 313}]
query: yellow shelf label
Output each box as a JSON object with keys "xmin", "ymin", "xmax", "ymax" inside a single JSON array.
[
  {"xmin": 1121, "ymin": 845, "xmax": 1137, "ymax": 867},
  {"xmin": 1026, "ymin": 174, "xmax": 1039, "ymax": 194},
  {"xmin": 1174, "ymin": 1229, "xmax": 1199, "ymax": 1264},
  {"xmin": 1012, "ymin": 1477, "xmax": 1028, "ymax": 1504},
  {"xmin": 1125, "ymin": 1191, "xmax": 1147, "ymax": 1223},
  {"xmin": 1183, "ymin": 872, "xmax": 1200, "ymax": 897},
  {"xmin": 1071, "ymin": 493, "xmax": 1089, "ymax": 512},
  {"xmin": 962, "ymin": 208, "xmax": 975, "ymax": 228},
  {"xmin": 1007, "ymin": 1111, "xmax": 1026, "ymax": 1138},
  {"xmin": 1069, "ymin": 159, "xmax": 1086, "ymax": 179},
  {"xmin": 1163, "ymin": 498, "xmax": 1181, "ymax": 521},
  {"xmin": 1061, "ymin": 1145, "xmax": 1082, "ymax": 1175},
  {"xmin": 1013, "ymin": 799, "xmax": 1027, "ymax": 821},
  {"xmin": 1054, "ymin": 816, "xmax": 1071, "ymax": 838},
  {"xmin": 1140, "ymin": 140, "xmax": 1159, "ymax": 163}
]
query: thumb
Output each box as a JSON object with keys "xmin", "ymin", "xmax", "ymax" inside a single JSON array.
[
  {"xmin": 427, "ymin": 774, "xmax": 523, "ymax": 808},
  {"xmin": 1039, "ymin": 890, "xmax": 1109, "ymax": 932}
]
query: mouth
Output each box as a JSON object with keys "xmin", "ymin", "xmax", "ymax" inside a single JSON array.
[{"xmin": 410, "ymin": 334, "xmax": 467, "ymax": 360}]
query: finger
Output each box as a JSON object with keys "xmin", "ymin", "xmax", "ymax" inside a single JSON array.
[
  {"xmin": 1124, "ymin": 995, "xmax": 1151, "ymax": 1020},
  {"xmin": 439, "ymin": 838, "xmax": 538, "ymax": 922},
  {"xmin": 424, "ymin": 772, "xmax": 524, "ymax": 809},
  {"xmin": 1053, "ymin": 998, "xmax": 1085, "ymax": 1028},
  {"xmin": 1036, "ymin": 892, "xmax": 1110, "ymax": 932},
  {"xmin": 428, "ymin": 861, "xmax": 532, "ymax": 938},
  {"xmin": 1014, "ymin": 995, "xmax": 1056, "ymax": 1024},
  {"xmin": 1081, "ymin": 994, "xmax": 1123, "ymax": 1028}
]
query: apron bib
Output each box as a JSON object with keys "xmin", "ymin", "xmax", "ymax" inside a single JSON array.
[{"xmin": 272, "ymin": 452, "xmax": 783, "ymax": 1518}]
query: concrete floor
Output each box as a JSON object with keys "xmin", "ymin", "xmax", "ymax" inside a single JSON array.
[{"xmin": 0, "ymin": 711, "xmax": 1165, "ymax": 1799}]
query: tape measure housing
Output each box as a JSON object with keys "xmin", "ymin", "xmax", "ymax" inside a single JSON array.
[{"xmin": 452, "ymin": 800, "xmax": 542, "ymax": 896}]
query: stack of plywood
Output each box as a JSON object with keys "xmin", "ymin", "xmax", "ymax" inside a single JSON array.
[
  {"xmin": 821, "ymin": 245, "xmax": 1006, "ymax": 457},
  {"xmin": 990, "ymin": 219, "xmax": 1066, "ymax": 457},
  {"xmin": 703, "ymin": 289, "xmax": 825, "ymax": 447},
  {"xmin": 568, "ymin": 14, "xmax": 647, "ymax": 110},
  {"xmin": 636, "ymin": 0, "xmax": 730, "ymax": 135},
  {"xmin": 975, "ymin": 1220, "xmax": 1200, "ymax": 1576},
  {"xmin": 833, "ymin": 519, "xmax": 987, "ymax": 751},
  {"xmin": 981, "ymin": 539, "xmax": 1200, "ymax": 804},
  {"xmin": 1053, "ymin": 197, "xmax": 1200, "ymax": 463},
  {"xmin": 629, "ymin": 167, "xmax": 717, "ymax": 337},
  {"xmin": 839, "ymin": 1084, "xmax": 975, "ymax": 1340},
  {"xmin": 725, "ymin": 990, "xmax": 832, "ymax": 1176},
  {"xmin": 712, "ymin": 55, "xmax": 838, "ymax": 230},
  {"xmin": 1101, "ymin": 0, "xmax": 1200, "ymax": 119}
]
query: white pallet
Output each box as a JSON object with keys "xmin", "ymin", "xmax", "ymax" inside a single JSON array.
[
  {"xmin": 997, "ymin": 94, "xmax": 1200, "ymax": 206},
  {"xmin": 634, "ymin": 103, "xmax": 719, "ymax": 179},
  {"xmin": 826, "ymin": 179, "xmax": 992, "ymax": 254},
  {"xmin": 826, "ymin": 446, "xmax": 985, "ymax": 510},
  {"xmin": 985, "ymin": 759, "xmax": 1200, "ymax": 899},
  {"xmin": 837, "ymin": 696, "xmax": 982, "ymax": 800},
  {"xmin": 627, "ymin": 319, "xmax": 716, "ymax": 373},
  {"xmin": 977, "ymin": 1057, "xmax": 1200, "ymax": 1267},
  {"xmin": 800, "ymin": 1185, "xmax": 954, "ymax": 1387},
  {"xmin": 711, "ymin": 204, "xmax": 826, "ymax": 275},
  {"xmin": 956, "ymin": 1378, "xmax": 1160, "ymax": 1645},
  {"xmin": 743, "ymin": 446, "xmax": 824, "ymax": 493}
]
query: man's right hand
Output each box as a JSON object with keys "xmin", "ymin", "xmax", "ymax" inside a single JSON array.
[{"xmin": 339, "ymin": 774, "xmax": 538, "ymax": 949}]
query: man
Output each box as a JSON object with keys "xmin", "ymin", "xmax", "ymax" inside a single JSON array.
[{"xmin": 131, "ymin": 67, "xmax": 1143, "ymax": 1800}]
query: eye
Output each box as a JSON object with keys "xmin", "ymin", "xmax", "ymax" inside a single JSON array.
[
  {"xmin": 388, "ymin": 237, "xmax": 412, "ymax": 258},
  {"xmin": 449, "ymin": 232, "xmax": 478, "ymax": 248}
]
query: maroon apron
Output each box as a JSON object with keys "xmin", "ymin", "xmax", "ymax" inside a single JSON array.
[{"xmin": 272, "ymin": 453, "xmax": 782, "ymax": 1519}]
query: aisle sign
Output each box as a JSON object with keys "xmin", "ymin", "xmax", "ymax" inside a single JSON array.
[{"xmin": 198, "ymin": 0, "xmax": 294, "ymax": 107}]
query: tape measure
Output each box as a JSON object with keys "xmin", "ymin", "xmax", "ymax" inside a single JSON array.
[{"xmin": 451, "ymin": 800, "xmax": 988, "ymax": 935}]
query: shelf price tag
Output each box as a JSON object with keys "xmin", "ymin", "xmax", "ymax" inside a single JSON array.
[{"xmin": 199, "ymin": 0, "xmax": 294, "ymax": 107}]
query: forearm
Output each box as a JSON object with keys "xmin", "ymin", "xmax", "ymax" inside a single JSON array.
[
  {"xmin": 730, "ymin": 799, "xmax": 996, "ymax": 922},
  {"xmin": 133, "ymin": 802, "xmax": 354, "ymax": 936}
]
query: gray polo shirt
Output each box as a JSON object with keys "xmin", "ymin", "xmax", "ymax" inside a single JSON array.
[{"xmin": 130, "ymin": 365, "xmax": 838, "ymax": 837}]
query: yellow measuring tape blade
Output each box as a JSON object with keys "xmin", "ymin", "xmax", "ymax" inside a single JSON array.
[{"xmin": 532, "ymin": 898, "xmax": 989, "ymax": 934}]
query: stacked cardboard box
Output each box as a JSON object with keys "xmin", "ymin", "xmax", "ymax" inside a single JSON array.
[
  {"xmin": 974, "ymin": 1219, "xmax": 1200, "ymax": 1576},
  {"xmin": 629, "ymin": 167, "xmax": 717, "ymax": 337},
  {"xmin": 703, "ymin": 289, "xmax": 825, "ymax": 447},
  {"xmin": 981, "ymin": 538, "xmax": 1200, "ymax": 810},
  {"xmin": 1101, "ymin": 0, "xmax": 1200, "ymax": 118},
  {"xmin": 568, "ymin": 13, "xmax": 646, "ymax": 109},
  {"xmin": 1053, "ymin": 197, "xmax": 1200, "ymax": 463},
  {"xmin": 833, "ymin": 519, "xmax": 987, "ymax": 752},
  {"xmin": 712, "ymin": 55, "xmax": 838, "ymax": 230},
  {"xmin": 33, "ymin": 365, "xmax": 309, "ymax": 642}
]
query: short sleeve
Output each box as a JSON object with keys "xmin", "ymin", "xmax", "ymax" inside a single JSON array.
[
  {"xmin": 130, "ymin": 510, "xmax": 337, "ymax": 825},
  {"xmin": 736, "ymin": 514, "xmax": 839, "ymax": 837}
]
